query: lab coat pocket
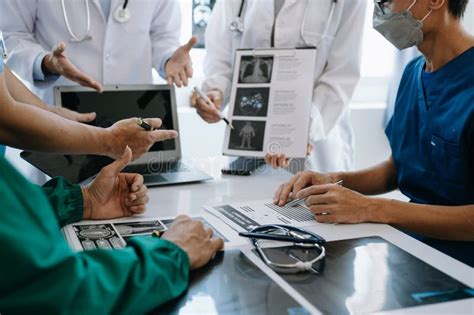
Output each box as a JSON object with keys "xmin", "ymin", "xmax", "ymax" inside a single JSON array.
[{"xmin": 430, "ymin": 135, "xmax": 463, "ymax": 182}]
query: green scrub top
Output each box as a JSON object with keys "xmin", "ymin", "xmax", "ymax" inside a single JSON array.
[{"xmin": 0, "ymin": 158, "xmax": 190, "ymax": 314}]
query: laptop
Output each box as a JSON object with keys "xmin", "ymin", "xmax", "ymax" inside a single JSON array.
[{"xmin": 21, "ymin": 85, "xmax": 212, "ymax": 186}]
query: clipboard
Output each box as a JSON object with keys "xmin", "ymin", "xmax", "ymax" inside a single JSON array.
[{"xmin": 223, "ymin": 47, "xmax": 317, "ymax": 158}]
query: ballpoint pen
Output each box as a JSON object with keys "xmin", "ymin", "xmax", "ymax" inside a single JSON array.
[
  {"xmin": 284, "ymin": 179, "xmax": 344, "ymax": 208},
  {"xmin": 136, "ymin": 118, "xmax": 155, "ymax": 131},
  {"xmin": 194, "ymin": 87, "xmax": 234, "ymax": 129}
]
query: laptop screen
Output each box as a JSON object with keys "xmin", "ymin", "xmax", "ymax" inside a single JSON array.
[{"xmin": 60, "ymin": 89, "xmax": 176, "ymax": 152}]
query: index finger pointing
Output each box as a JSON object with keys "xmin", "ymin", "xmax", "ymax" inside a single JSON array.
[{"xmin": 149, "ymin": 130, "xmax": 178, "ymax": 142}]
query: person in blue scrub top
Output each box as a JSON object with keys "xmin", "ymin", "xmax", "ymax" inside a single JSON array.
[{"xmin": 274, "ymin": 0, "xmax": 474, "ymax": 267}]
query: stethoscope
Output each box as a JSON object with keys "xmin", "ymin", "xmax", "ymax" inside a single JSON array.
[
  {"xmin": 61, "ymin": 0, "xmax": 131, "ymax": 43},
  {"xmin": 229, "ymin": 0, "xmax": 337, "ymax": 47}
]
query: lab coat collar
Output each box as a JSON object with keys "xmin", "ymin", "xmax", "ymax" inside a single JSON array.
[
  {"xmin": 90, "ymin": 0, "xmax": 106, "ymax": 22},
  {"xmin": 91, "ymin": 0, "xmax": 123, "ymax": 23}
]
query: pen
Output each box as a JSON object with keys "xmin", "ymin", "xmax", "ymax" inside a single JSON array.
[
  {"xmin": 136, "ymin": 118, "xmax": 155, "ymax": 131},
  {"xmin": 238, "ymin": 232, "xmax": 321, "ymax": 244},
  {"xmin": 284, "ymin": 179, "xmax": 344, "ymax": 208},
  {"xmin": 194, "ymin": 87, "xmax": 234, "ymax": 129}
]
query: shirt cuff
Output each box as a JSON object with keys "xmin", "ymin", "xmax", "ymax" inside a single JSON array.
[
  {"xmin": 33, "ymin": 52, "xmax": 60, "ymax": 82},
  {"xmin": 158, "ymin": 51, "xmax": 174, "ymax": 79}
]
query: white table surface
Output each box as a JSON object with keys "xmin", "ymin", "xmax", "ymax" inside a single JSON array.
[{"xmin": 140, "ymin": 157, "xmax": 474, "ymax": 314}]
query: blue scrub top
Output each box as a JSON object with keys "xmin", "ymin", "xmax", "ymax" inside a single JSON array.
[
  {"xmin": 0, "ymin": 37, "xmax": 5, "ymax": 157},
  {"xmin": 386, "ymin": 47, "xmax": 474, "ymax": 266}
]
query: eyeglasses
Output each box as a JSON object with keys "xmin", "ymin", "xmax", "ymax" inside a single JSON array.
[
  {"xmin": 239, "ymin": 224, "xmax": 326, "ymax": 274},
  {"xmin": 374, "ymin": 0, "xmax": 392, "ymax": 14}
]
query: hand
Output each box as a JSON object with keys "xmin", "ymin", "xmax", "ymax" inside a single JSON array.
[
  {"xmin": 106, "ymin": 118, "xmax": 178, "ymax": 160},
  {"xmin": 274, "ymin": 171, "xmax": 339, "ymax": 206},
  {"xmin": 265, "ymin": 143, "xmax": 313, "ymax": 169},
  {"xmin": 297, "ymin": 184, "xmax": 374, "ymax": 224},
  {"xmin": 42, "ymin": 42, "xmax": 103, "ymax": 92},
  {"xmin": 190, "ymin": 89, "xmax": 223, "ymax": 123},
  {"xmin": 50, "ymin": 106, "xmax": 96, "ymax": 123},
  {"xmin": 82, "ymin": 146, "xmax": 149, "ymax": 220},
  {"xmin": 162, "ymin": 215, "xmax": 224, "ymax": 270},
  {"xmin": 265, "ymin": 153, "xmax": 290, "ymax": 169},
  {"xmin": 165, "ymin": 37, "xmax": 197, "ymax": 87}
]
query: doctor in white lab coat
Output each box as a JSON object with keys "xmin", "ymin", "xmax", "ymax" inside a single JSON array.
[
  {"xmin": 1, "ymin": 0, "xmax": 195, "ymax": 106},
  {"xmin": 193, "ymin": 0, "xmax": 366, "ymax": 173}
]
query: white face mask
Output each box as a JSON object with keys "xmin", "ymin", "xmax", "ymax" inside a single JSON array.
[{"xmin": 373, "ymin": 0, "xmax": 433, "ymax": 50}]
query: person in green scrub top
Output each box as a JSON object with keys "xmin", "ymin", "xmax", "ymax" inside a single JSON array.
[
  {"xmin": 0, "ymin": 30, "xmax": 177, "ymax": 160},
  {"xmin": 0, "ymin": 146, "xmax": 224, "ymax": 313}
]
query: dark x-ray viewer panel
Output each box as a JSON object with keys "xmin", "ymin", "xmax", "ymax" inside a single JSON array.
[
  {"xmin": 259, "ymin": 237, "xmax": 474, "ymax": 314},
  {"xmin": 157, "ymin": 249, "xmax": 310, "ymax": 315},
  {"xmin": 61, "ymin": 90, "xmax": 176, "ymax": 152}
]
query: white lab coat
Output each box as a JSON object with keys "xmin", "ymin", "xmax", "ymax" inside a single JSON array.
[
  {"xmin": 203, "ymin": 0, "xmax": 366, "ymax": 172},
  {"xmin": 0, "ymin": 0, "xmax": 181, "ymax": 103}
]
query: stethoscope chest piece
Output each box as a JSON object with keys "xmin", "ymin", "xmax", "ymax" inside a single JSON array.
[
  {"xmin": 229, "ymin": 19, "xmax": 244, "ymax": 33},
  {"xmin": 114, "ymin": 6, "xmax": 131, "ymax": 23}
]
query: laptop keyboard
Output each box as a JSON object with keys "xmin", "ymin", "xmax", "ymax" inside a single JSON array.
[{"xmin": 124, "ymin": 161, "xmax": 190, "ymax": 174}]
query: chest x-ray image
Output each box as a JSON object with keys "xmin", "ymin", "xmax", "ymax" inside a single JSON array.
[
  {"xmin": 229, "ymin": 120, "xmax": 266, "ymax": 151},
  {"xmin": 239, "ymin": 56, "xmax": 274, "ymax": 84},
  {"xmin": 233, "ymin": 87, "xmax": 270, "ymax": 117}
]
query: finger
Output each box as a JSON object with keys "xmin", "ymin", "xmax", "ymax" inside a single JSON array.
[
  {"xmin": 102, "ymin": 146, "xmax": 132, "ymax": 176},
  {"xmin": 142, "ymin": 118, "xmax": 163, "ymax": 130},
  {"xmin": 185, "ymin": 62, "xmax": 193, "ymax": 78},
  {"xmin": 274, "ymin": 184, "xmax": 284, "ymax": 203},
  {"xmin": 167, "ymin": 75, "xmax": 174, "ymax": 87},
  {"xmin": 297, "ymin": 184, "xmax": 333, "ymax": 199},
  {"xmin": 179, "ymin": 70, "xmax": 189, "ymax": 87},
  {"xmin": 126, "ymin": 174, "xmax": 144, "ymax": 192},
  {"xmin": 206, "ymin": 227, "xmax": 214, "ymax": 239},
  {"xmin": 314, "ymin": 213, "xmax": 336, "ymax": 224},
  {"xmin": 306, "ymin": 194, "xmax": 333, "ymax": 207},
  {"xmin": 172, "ymin": 74, "xmax": 182, "ymax": 88},
  {"xmin": 197, "ymin": 110, "xmax": 220, "ymax": 123},
  {"xmin": 277, "ymin": 155, "xmax": 289, "ymax": 168},
  {"xmin": 130, "ymin": 205, "xmax": 147, "ymax": 214},
  {"xmin": 190, "ymin": 91, "xmax": 198, "ymax": 107},
  {"xmin": 129, "ymin": 195, "xmax": 149, "ymax": 208},
  {"xmin": 195, "ymin": 101, "xmax": 221, "ymax": 120},
  {"xmin": 266, "ymin": 155, "xmax": 277, "ymax": 169},
  {"xmin": 183, "ymin": 36, "xmax": 198, "ymax": 52},
  {"xmin": 70, "ymin": 70, "xmax": 103, "ymax": 93},
  {"xmin": 76, "ymin": 112, "xmax": 96, "ymax": 123},
  {"xmin": 149, "ymin": 130, "xmax": 179, "ymax": 142},
  {"xmin": 128, "ymin": 184, "xmax": 147, "ymax": 202},
  {"xmin": 208, "ymin": 91, "xmax": 223, "ymax": 109},
  {"xmin": 265, "ymin": 154, "xmax": 272, "ymax": 165},
  {"xmin": 210, "ymin": 237, "xmax": 225, "ymax": 252},
  {"xmin": 292, "ymin": 173, "xmax": 313, "ymax": 195},
  {"xmin": 174, "ymin": 215, "xmax": 191, "ymax": 223},
  {"xmin": 309, "ymin": 204, "xmax": 336, "ymax": 215},
  {"xmin": 277, "ymin": 173, "xmax": 302, "ymax": 206},
  {"xmin": 52, "ymin": 42, "xmax": 66, "ymax": 56}
]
